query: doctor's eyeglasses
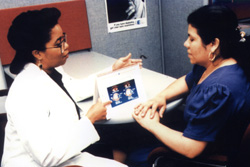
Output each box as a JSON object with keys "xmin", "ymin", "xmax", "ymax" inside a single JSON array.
[{"xmin": 46, "ymin": 32, "xmax": 67, "ymax": 54}]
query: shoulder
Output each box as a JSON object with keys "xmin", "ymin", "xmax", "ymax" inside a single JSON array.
[
  {"xmin": 9, "ymin": 63, "xmax": 50, "ymax": 95},
  {"xmin": 189, "ymin": 83, "xmax": 231, "ymax": 105},
  {"xmin": 188, "ymin": 64, "xmax": 250, "ymax": 110},
  {"xmin": 208, "ymin": 64, "xmax": 248, "ymax": 91},
  {"xmin": 17, "ymin": 63, "xmax": 47, "ymax": 80}
]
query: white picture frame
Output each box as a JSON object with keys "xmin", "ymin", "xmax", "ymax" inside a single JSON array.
[
  {"xmin": 94, "ymin": 64, "xmax": 147, "ymax": 119},
  {"xmin": 105, "ymin": 0, "xmax": 147, "ymax": 33}
]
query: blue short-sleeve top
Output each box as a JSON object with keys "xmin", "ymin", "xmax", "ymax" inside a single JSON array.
[{"xmin": 184, "ymin": 64, "xmax": 250, "ymax": 153}]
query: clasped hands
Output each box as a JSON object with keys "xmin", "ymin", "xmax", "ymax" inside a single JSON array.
[{"xmin": 132, "ymin": 94, "xmax": 167, "ymax": 130}]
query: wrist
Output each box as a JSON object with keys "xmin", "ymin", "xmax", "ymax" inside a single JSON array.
[
  {"xmin": 158, "ymin": 93, "xmax": 167, "ymax": 102},
  {"xmin": 85, "ymin": 113, "xmax": 95, "ymax": 124},
  {"xmin": 147, "ymin": 122, "xmax": 160, "ymax": 133}
]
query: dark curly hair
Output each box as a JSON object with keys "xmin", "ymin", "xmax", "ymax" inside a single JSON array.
[
  {"xmin": 187, "ymin": 5, "xmax": 250, "ymax": 80},
  {"xmin": 8, "ymin": 7, "xmax": 61, "ymax": 74}
]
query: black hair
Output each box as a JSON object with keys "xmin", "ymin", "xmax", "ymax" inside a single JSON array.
[
  {"xmin": 187, "ymin": 5, "xmax": 250, "ymax": 80},
  {"xmin": 8, "ymin": 7, "xmax": 61, "ymax": 74}
]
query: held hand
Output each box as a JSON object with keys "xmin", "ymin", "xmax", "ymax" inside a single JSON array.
[
  {"xmin": 132, "ymin": 109, "xmax": 160, "ymax": 132},
  {"xmin": 86, "ymin": 99, "xmax": 112, "ymax": 123},
  {"xmin": 112, "ymin": 53, "xmax": 142, "ymax": 71},
  {"xmin": 126, "ymin": 0, "xmax": 136, "ymax": 19},
  {"xmin": 134, "ymin": 95, "xmax": 166, "ymax": 118}
]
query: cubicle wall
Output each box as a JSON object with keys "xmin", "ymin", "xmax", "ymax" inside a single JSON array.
[
  {"xmin": 161, "ymin": 0, "xmax": 204, "ymax": 78},
  {"xmin": 0, "ymin": 0, "xmax": 163, "ymax": 74},
  {"xmin": 85, "ymin": 0, "xmax": 163, "ymax": 74},
  {"xmin": 0, "ymin": 0, "xmax": 207, "ymax": 77}
]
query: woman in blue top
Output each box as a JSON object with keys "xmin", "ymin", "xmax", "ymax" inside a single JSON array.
[{"xmin": 133, "ymin": 4, "xmax": 250, "ymax": 165}]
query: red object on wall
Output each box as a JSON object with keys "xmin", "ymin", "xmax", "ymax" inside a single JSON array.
[{"xmin": 0, "ymin": 0, "xmax": 92, "ymax": 65}]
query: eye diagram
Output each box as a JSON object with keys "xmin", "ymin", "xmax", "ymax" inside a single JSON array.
[{"xmin": 107, "ymin": 79, "xmax": 139, "ymax": 108}]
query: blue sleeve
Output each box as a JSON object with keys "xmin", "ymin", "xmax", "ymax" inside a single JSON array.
[
  {"xmin": 185, "ymin": 65, "xmax": 205, "ymax": 90},
  {"xmin": 183, "ymin": 84, "xmax": 231, "ymax": 142}
]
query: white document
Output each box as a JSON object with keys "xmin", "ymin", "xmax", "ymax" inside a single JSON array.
[{"xmin": 94, "ymin": 64, "xmax": 147, "ymax": 119}]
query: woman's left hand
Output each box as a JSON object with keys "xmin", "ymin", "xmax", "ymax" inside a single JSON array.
[{"xmin": 112, "ymin": 53, "xmax": 142, "ymax": 71}]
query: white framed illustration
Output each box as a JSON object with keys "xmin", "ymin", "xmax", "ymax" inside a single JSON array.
[
  {"xmin": 94, "ymin": 64, "xmax": 147, "ymax": 119},
  {"xmin": 105, "ymin": 0, "xmax": 147, "ymax": 33}
]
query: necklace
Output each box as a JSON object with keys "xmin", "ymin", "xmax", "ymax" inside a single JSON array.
[{"xmin": 198, "ymin": 58, "xmax": 237, "ymax": 84}]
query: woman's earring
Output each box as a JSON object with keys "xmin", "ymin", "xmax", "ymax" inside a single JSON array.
[
  {"xmin": 240, "ymin": 31, "xmax": 246, "ymax": 42},
  {"xmin": 38, "ymin": 59, "xmax": 43, "ymax": 69},
  {"xmin": 208, "ymin": 52, "xmax": 216, "ymax": 62}
]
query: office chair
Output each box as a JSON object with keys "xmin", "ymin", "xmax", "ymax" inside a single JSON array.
[
  {"xmin": 148, "ymin": 123, "xmax": 250, "ymax": 167},
  {"xmin": 0, "ymin": 113, "xmax": 7, "ymax": 164}
]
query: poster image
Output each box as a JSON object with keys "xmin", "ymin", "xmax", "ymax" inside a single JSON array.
[
  {"xmin": 105, "ymin": 0, "xmax": 147, "ymax": 33},
  {"xmin": 107, "ymin": 79, "xmax": 139, "ymax": 108}
]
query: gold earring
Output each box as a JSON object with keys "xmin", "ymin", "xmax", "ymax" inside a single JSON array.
[{"xmin": 208, "ymin": 52, "xmax": 216, "ymax": 62}]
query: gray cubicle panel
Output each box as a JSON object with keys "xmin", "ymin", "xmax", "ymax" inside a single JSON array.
[
  {"xmin": 0, "ymin": 0, "xmax": 206, "ymax": 77},
  {"xmin": 0, "ymin": 0, "xmax": 162, "ymax": 73}
]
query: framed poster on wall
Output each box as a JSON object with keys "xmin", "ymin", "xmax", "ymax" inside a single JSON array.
[{"xmin": 105, "ymin": 0, "xmax": 147, "ymax": 33}]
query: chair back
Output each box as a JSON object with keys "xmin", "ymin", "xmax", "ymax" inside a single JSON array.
[
  {"xmin": 0, "ymin": 59, "xmax": 6, "ymax": 90},
  {"xmin": 0, "ymin": 113, "xmax": 7, "ymax": 164},
  {"xmin": 148, "ymin": 123, "xmax": 250, "ymax": 167}
]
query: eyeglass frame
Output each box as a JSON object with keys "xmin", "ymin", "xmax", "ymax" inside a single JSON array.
[{"xmin": 45, "ymin": 32, "xmax": 67, "ymax": 54}]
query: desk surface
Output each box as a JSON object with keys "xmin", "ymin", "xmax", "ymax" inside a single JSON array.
[
  {"xmin": 63, "ymin": 51, "xmax": 183, "ymax": 124},
  {"xmin": 0, "ymin": 51, "xmax": 183, "ymax": 122}
]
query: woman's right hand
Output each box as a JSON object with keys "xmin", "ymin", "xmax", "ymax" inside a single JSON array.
[
  {"xmin": 134, "ymin": 94, "xmax": 167, "ymax": 119},
  {"xmin": 86, "ymin": 99, "xmax": 112, "ymax": 123},
  {"xmin": 132, "ymin": 109, "xmax": 160, "ymax": 132}
]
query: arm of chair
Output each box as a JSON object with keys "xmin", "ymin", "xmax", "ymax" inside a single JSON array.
[
  {"xmin": 147, "ymin": 146, "xmax": 170, "ymax": 165},
  {"xmin": 147, "ymin": 146, "xmax": 228, "ymax": 167},
  {"xmin": 0, "ymin": 89, "xmax": 8, "ymax": 96}
]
